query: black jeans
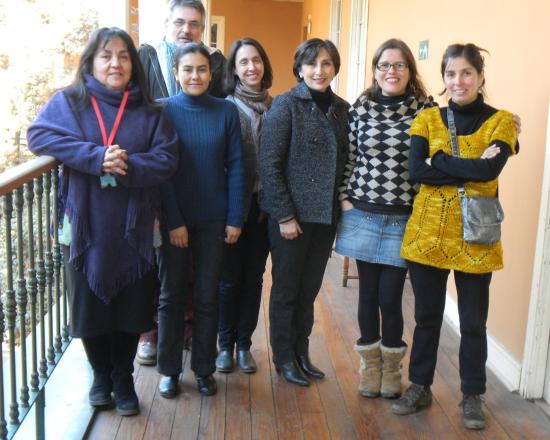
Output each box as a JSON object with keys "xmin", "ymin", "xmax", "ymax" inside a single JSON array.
[
  {"xmin": 408, "ymin": 261, "xmax": 492, "ymax": 395},
  {"xmin": 156, "ymin": 221, "xmax": 225, "ymax": 377},
  {"xmin": 356, "ymin": 260, "xmax": 408, "ymax": 347},
  {"xmin": 218, "ymin": 198, "xmax": 270, "ymax": 351},
  {"xmin": 268, "ymin": 220, "xmax": 336, "ymax": 365}
]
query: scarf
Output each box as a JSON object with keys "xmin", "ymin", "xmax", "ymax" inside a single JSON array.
[
  {"xmin": 160, "ymin": 39, "xmax": 180, "ymax": 96},
  {"xmin": 233, "ymin": 82, "xmax": 272, "ymax": 148}
]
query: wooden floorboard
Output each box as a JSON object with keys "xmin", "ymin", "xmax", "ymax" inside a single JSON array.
[{"xmin": 88, "ymin": 255, "xmax": 550, "ymax": 439}]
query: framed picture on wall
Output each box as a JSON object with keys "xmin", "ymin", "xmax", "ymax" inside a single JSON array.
[{"xmin": 210, "ymin": 16, "xmax": 225, "ymax": 54}]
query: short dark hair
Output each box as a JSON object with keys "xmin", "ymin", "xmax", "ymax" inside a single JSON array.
[
  {"xmin": 440, "ymin": 43, "xmax": 488, "ymax": 96},
  {"xmin": 224, "ymin": 38, "xmax": 273, "ymax": 94},
  {"xmin": 167, "ymin": 0, "xmax": 205, "ymax": 25},
  {"xmin": 173, "ymin": 42, "xmax": 211, "ymax": 71},
  {"xmin": 68, "ymin": 27, "xmax": 157, "ymax": 108},
  {"xmin": 363, "ymin": 38, "xmax": 428, "ymax": 101},
  {"xmin": 292, "ymin": 38, "xmax": 340, "ymax": 81}
]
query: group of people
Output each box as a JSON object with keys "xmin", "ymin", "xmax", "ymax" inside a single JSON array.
[{"xmin": 26, "ymin": 0, "xmax": 517, "ymax": 432}]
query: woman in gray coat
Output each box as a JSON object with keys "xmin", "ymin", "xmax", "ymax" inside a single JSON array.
[{"xmin": 259, "ymin": 38, "xmax": 349, "ymax": 386}]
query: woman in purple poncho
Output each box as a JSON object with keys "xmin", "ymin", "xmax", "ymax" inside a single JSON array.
[{"xmin": 27, "ymin": 27, "xmax": 179, "ymax": 416}]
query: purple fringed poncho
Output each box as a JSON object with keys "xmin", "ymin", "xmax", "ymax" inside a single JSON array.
[{"xmin": 27, "ymin": 75, "xmax": 179, "ymax": 303}]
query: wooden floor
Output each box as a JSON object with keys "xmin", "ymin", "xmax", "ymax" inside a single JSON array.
[{"xmin": 87, "ymin": 256, "xmax": 550, "ymax": 440}]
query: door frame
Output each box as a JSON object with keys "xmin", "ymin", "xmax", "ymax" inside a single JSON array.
[
  {"xmin": 345, "ymin": 0, "xmax": 368, "ymax": 102},
  {"xmin": 521, "ymin": 101, "xmax": 550, "ymax": 399}
]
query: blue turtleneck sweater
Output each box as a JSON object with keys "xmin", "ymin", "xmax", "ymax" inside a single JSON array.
[{"xmin": 161, "ymin": 92, "xmax": 244, "ymax": 229}]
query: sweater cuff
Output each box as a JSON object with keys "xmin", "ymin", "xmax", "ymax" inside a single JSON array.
[{"xmin": 278, "ymin": 215, "xmax": 295, "ymax": 224}]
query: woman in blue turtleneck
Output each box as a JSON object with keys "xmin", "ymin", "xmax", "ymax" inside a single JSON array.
[
  {"xmin": 27, "ymin": 28, "xmax": 179, "ymax": 416},
  {"xmin": 259, "ymin": 39, "xmax": 349, "ymax": 387},
  {"xmin": 156, "ymin": 43, "xmax": 244, "ymax": 399}
]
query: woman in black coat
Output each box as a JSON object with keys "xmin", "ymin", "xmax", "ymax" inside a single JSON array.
[{"xmin": 259, "ymin": 38, "xmax": 349, "ymax": 386}]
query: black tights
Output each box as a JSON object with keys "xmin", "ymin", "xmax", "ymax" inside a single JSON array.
[{"xmin": 357, "ymin": 260, "xmax": 407, "ymax": 347}]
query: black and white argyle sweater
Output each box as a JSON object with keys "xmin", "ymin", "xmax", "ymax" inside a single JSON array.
[{"xmin": 339, "ymin": 93, "xmax": 433, "ymax": 209}]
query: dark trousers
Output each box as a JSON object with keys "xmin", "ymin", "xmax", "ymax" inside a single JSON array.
[
  {"xmin": 218, "ymin": 198, "xmax": 270, "ymax": 351},
  {"xmin": 157, "ymin": 221, "xmax": 225, "ymax": 377},
  {"xmin": 268, "ymin": 220, "xmax": 336, "ymax": 365},
  {"xmin": 82, "ymin": 332, "xmax": 140, "ymax": 384},
  {"xmin": 356, "ymin": 260, "xmax": 408, "ymax": 347},
  {"xmin": 408, "ymin": 261, "xmax": 491, "ymax": 395}
]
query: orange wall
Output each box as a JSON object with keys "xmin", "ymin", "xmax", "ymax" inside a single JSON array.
[
  {"xmin": 301, "ymin": 0, "xmax": 351, "ymax": 99},
  {"xmin": 365, "ymin": 0, "xmax": 550, "ymax": 361},
  {"xmin": 211, "ymin": 0, "xmax": 302, "ymax": 96},
  {"xmin": 301, "ymin": 0, "xmax": 330, "ymax": 39}
]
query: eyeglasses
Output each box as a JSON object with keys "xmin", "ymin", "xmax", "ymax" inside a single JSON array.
[
  {"xmin": 376, "ymin": 62, "xmax": 408, "ymax": 72},
  {"xmin": 172, "ymin": 19, "xmax": 202, "ymax": 30}
]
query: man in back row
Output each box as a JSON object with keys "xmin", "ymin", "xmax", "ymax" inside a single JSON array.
[{"xmin": 137, "ymin": 0, "xmax": 226, "ymax": 366}]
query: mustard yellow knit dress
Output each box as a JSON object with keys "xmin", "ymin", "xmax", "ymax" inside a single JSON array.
[{"xmin": 400, "ymin": 107, "xmax": 517, "ymax": 273}]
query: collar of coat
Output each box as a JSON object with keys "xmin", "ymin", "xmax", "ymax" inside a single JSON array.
[{"xmin": 290, "ymin": 81, "xmax": 349, "ymax": 110}]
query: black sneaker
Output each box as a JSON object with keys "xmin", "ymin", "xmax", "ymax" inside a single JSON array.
[
  {"xmin": 391, "ymin": 383, "xmax": 432, "ymax": 415},
  {"xmin": 461, "ymin": 395, "xmax": 486, "ymax": 430}
]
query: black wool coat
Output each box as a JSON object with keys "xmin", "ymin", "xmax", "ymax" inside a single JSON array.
[{"xmin": 259, "ymin": 81, "xmax": 350, "ymax": 225}]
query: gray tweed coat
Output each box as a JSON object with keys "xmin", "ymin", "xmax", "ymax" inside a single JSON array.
[{"xmin": 259, "ymin": 81, "xmax": 350, "ymax": 224}]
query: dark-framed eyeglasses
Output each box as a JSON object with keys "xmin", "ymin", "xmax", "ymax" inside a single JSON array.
[
  {"xmin": 172, "ymin": 19, "xmax": 202, "ymax": 30},
  {"xmin": 376, "ymin": 62, "xmax": 408, "ymax": 72}
]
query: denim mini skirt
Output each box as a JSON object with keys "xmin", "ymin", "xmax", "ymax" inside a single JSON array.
[{"xmin": 335, "ymin": 208, "xmax": 410, "ymax": 268}]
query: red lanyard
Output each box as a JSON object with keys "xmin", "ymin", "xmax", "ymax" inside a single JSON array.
[{"xmin": 90, "ymin": 91, "xmax": 129, "ymax": 146}]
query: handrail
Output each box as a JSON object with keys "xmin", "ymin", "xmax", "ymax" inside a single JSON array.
[
  {"xmin": 0, "ymin": 157, "xmax": 58, "ymax": 197},
  {"xmin": 0, "ymin": 155, "xmax": 70, "ymax": 439}
]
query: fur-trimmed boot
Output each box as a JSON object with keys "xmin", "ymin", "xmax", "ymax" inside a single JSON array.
[
  {"xmin": 354, "ymin": 340, "xmax": 382, "ymax": 397},
  {"xmin": 380, "ymin": 344, "xmax": 407, "ymax": 399}
]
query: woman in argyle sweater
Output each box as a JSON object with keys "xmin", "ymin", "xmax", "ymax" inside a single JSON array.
[{"xmin": 336, "ymin": 39, "xmax": 433, "ymax": 400}]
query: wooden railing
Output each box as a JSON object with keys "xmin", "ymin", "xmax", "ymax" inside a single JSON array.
[{"xmin": 0, "ymin": 156, "xmax": 71, "ymax": 440}]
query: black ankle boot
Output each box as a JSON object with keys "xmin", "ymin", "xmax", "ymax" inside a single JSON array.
[
  {"xmin": 113, "ymin": 376, "xmax": 139, "ymax": 416},
  {"xmin": 276, "ymin": 360, "xmax": 310, "ymax": 386},
  {"xmin": 89, "ymin": 372, "xmax": 113, "ymax": 406},
  {"xmin": 111, "ymin": 332, "xmax": 140, "ymax": 416},
  {"xmin": 82, "ymin": 336, "xmax": 113, "ymax": 407},
  {"xmin": 296, "ymin": 354, "xmax": 325, "ymax": 379}
]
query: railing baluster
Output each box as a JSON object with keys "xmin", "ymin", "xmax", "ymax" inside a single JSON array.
[
  {"xmin": 52, "ymin": 169, "xmax": 62, "ymax": 356},
  {"xmin": 3, "ymin": 193, "xmax": 19, "ymax": 425},
  {"xmin": 62, "ymin": 268, "xmax": 69, "ymax": 343},
  {"xmin": 0, "ymin": 284, "xmax": 7, "ymax": 440},
  {"xmin": 35, "ymin": 176, "xmax": 47, "ymax": 379},
  {"xmin": 25, "ymin": 181, "xmax": 39, "ymax": 393},
  {"xmin": 15, "ymin": 188, "xmax": 29, "ymax": 408},
  {"xmin": 44, "ymin": 172, "xmax": 54, "ymax": 366}
]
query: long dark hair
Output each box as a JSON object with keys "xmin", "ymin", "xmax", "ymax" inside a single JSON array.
[
  {"xmin": 362, "ymin": 38, "xmax": 428, "ymax": 101},
  {"xmin": 224, "ymin": 38, "xmax": 273, "ymax": 94},
  {"xmin": 68, "ymin": 27, "xmax": 157, "ymax": 108},
  {"xmin": 439, "ymin": 43, "xmax": 488, "ymax": 96}
]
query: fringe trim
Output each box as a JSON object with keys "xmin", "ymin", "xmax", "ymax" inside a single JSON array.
[{"xmin": 84, "ymin": 259, "xmax": 153, "ymax": 305}]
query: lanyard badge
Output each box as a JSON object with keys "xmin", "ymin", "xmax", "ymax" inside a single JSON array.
[{"xmin": 90, "ymin": 91, "xmax": 129, "ymax": 188}]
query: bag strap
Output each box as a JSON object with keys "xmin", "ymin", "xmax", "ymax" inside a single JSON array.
[{"xmin": 446, "ymin": 107, "xmax": 466, "ymax": 197}]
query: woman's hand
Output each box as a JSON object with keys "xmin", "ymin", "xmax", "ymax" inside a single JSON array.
[
  {"xmin": 225, "ymin": 226, "xmax": 241, "ymax": 244},
  {"xmin": 279, "ymin": 219, "xmax": 303, "ymax": 240},
  {"xmin": 480, "ymin": 144, "xmax": 501, "ymax": 159},
  {"xmin": 341, "ymin": 200, "xmax": 354, "ymax": 212},
  {"xmin": 169, "ymin": 225, "xmax": 189, "ymax": 248},
  {"xmin": 102, "ymin": 144, "xmax": 128, "ymax": 176}
]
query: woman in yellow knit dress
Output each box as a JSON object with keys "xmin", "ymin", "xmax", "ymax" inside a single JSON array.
[{"xmin": 392, "ymin": 44, "xmax": 517, "ymax": 430}]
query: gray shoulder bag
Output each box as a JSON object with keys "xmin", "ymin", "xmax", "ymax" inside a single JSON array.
[{"xmin": 447, "ymin": 107, "xmax": 503, "ymax": 244}]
